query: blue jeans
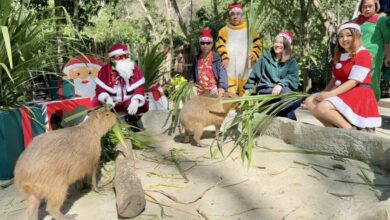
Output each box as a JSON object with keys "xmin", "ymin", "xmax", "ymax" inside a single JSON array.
[{"xmin": 257, "ymin": 87, "xmax": 302, "ymax": 121}]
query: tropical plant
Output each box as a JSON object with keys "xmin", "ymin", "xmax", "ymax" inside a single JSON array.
[
  {"xmin": 0, "ymin": 0, "xmax": 75, "ymax": 109},
  {"xmin": 218, "ymin": 92, "xmax": 309, "ymax": 165},
  {"xmin": 137, "ymin": 44, "xmax": 166, "ymax": 91}
]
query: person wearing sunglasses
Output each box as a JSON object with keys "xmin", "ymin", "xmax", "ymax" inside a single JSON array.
[
  {"xmin": 190, "ymin": 28, "xmax": 228, "ymax": 97},
  {"xmin": 95, "ymin": 43, "xmax": 149, "ymax": 122}
]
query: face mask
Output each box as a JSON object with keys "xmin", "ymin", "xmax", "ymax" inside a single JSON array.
[{"xmin": 115, "ymin": 58, "xmax": 134, "ymax": 79}]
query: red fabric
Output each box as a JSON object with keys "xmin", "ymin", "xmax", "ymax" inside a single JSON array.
[
  {"xmin": 354, "ymin": 14, "xmax": 380, "ymax": 25},
  {"xmin": 149, "ymin": 83, "xmax": 163, "ymax": 101},
  {"xmin": 20, "ymin": 108, "xmax": 33, "ymax": 149},
  {"xmin": 57, "ymin": 79, "xmax": 64, "ymax": 100},
  {"xmin": 109, "ymin": 44, "xmax": 129, "ymax": 57},
  {"xmin": 277, "ymin": 30, "xmax": 294, "ymax": 44},
  {"xmin": 229, "ymin": 3, "xmax": 242, "ymax": 12},
  {"xmin": 45, "ymin": 97, "xmax": 93, "ymax": 130},
  {"xmin": 332, "ymin": 49, "xmax": 379, "ymax": 118},
  {"xmin": 199, "ymin": 29, "xmax": 213, "ymax": 41},
  {"xmin": 197, "ymin": 53, "xmax": 217, "ymax": 95},
  {"xmin": 114, "ymin": 98, "xmax": 149, "ymax": 114}
]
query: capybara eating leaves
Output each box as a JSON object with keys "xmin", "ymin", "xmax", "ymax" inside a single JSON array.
[
  {"xmin": 14, "ymin": 110, "xmax": 116, "ymax": 220},
  {"xmin": 179, "ymin": 93, "xmax": 237, "ymax": 147}
]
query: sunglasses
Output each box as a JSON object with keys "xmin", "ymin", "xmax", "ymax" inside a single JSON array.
[
  {"xmin": 113, "ymin": 54, "xmax": 128, "ymax": 60},
  {"xmin": 200, "ymin": 42, "xmax": 212, "ymax": 45}
]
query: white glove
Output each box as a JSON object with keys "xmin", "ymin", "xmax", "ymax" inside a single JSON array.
[
  {"xmin": 105, "ymin": 97, "xmax": 115, "ymax": 108},
  {"xmin": 127, "ymin": 99, "xmax": 139, "ymax": 115}
]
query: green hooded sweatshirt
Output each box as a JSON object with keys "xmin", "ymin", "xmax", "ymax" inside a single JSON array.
[{"xmin": 244, "ymin": 51, "xmax": 299, "ymax": 92}]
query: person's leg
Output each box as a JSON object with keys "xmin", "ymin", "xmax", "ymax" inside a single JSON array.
[
  {"xmin": 305, "ymin": 96, "xmax": 336, "ymax": 127},
  {"xmin": 314, "ymin": 101, "xmax": 353, "ymax": 129},
  {"xmin": 276, "ymin": 88, "xmax": 302, "ymax": 120}
]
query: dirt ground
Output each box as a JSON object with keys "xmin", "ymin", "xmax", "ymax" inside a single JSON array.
[{"xmin": 2, "ymin": 128, "xmax": 390, "ymax": 220}]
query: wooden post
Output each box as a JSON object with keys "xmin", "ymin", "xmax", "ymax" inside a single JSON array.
[{"xmin": 114, "ymin": 140, "xmax": 146, "ymax": 218}]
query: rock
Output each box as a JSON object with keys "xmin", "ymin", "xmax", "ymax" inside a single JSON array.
[{"xmin": 141, "ymin": 110, "xmax": 172, "ymax": 135}]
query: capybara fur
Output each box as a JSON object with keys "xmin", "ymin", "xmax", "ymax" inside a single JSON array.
[
  {"xmin": 179, "ymin": 93, "xmax": 237, "ymax": 147},
  {"xmin": 14, "ymin": 110, "xmax": 116, "ymax": 220}
]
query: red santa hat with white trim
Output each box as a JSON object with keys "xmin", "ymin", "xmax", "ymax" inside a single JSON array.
[
  {"xmin": 337, "ymin": 22, "xmax": 361, "ymax": 35},
  {"xmin": 276, "ymin": 30, "xmax": 294, "ymax": 45},
  {"xmin": 108, "ymin": 43, "xmax": 129, "ymax": 58},
  {"xmin": 199, "ymin": 28, "xmax": 213, "ymax": 42},
  {"xmin": 229, "ymin": 3, "xmax": 243, "ymax": 14},
  {"xmin": 62, "ymin": 55, "xmax": 104, "ymax": 77}
]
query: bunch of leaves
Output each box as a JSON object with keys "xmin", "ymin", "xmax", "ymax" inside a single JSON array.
[
  {"xmin": 218, "ymin": 92, "xmax": 308, "ymax": 165},
  {"xmin": 137, "ymin": 44, "xmax": 166, "ymax": 91},
  {"xmin": 0, "ymin": 0, "xmax": 77, "ymax": 109},
  {"xmin": 166, "ymin": 82, "xmax": 196, "ymax": 135}
]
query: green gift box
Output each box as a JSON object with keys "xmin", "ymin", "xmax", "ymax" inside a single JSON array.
[
  {"xmin": 49, "ymin": 79, "xmax": 75, "ymax": 100},
  {"xmin": 0, "ymin": 107, "xmax": 45, "ymax": 180}
]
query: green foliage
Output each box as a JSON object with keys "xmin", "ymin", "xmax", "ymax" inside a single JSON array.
[
  {"xmin": 0, "ymin": 0, "xmax": 74, "ymax": 109},
  {"xmin": 137, "ymin": 44, "xmax": 166, "ymax": 91}
]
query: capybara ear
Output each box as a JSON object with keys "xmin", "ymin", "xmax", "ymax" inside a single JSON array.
[{"xmin": 227, "ymin": 92, "xmax": 238, "ymax": 98}]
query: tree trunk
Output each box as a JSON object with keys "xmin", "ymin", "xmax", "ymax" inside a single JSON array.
[
  {"xmin": 170, "ymin": 0, "xmax": 194, "ymax": 57},
  {"xmin": 138, "ymin": 0, "xmax": 157, "ymax": 41},
  {"xmin": 114, "ymin": 140, "xmax": 145, "ymax": 218},
  {"xmin": 164, "ymin": 0, "xmax": 174, "ymax": 81},
  {"xmin": 299, "ymin": 0, "xmax": 311, "ymax": 92},
  {"xmin": 212, "ymin": 0, "xmax": 218, "ymax": 15},
  {"xmin": 54, "ymin": 0, "xmax": 64, "ymax": 74}
]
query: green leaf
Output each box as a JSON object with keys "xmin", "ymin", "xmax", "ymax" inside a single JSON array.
[{"xmin": 0, "ymin": 26, "xmax": 13, "ymax": 69}]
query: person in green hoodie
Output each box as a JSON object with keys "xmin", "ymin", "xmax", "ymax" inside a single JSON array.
[{"xmin": 244, "ymin": 30, "xmax": 300, "ymax": 120}]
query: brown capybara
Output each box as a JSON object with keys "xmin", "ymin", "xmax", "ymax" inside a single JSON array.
[
  {"xmin": 179, "ymin": 93, "xmax": 237, "ymax": 147},
  {"xmin": 14, "ymin": 110, "xmax": 116, "ymax": 220}
]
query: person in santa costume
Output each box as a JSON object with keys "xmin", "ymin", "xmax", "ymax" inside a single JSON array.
[
  {"xmin": 244, "ymin": 30, "xmax": 300, "ymax": 120},
  {"xmin": 305, "ymin": 23, "xmax": 381, "ymax": 131},
  {"xmin": 352, "ymin": 0, "xmax": 390, "ymax": 100},
  {"xmin": 191, "ymin": 28, "xmax": 228, "ymax": 97},
  {"xmin": 95, "ymin": 43, "xmax": 149, "ymax": 118},
  {"xmin": 216, "ymin": 3, "xmax": 263, "ymax": 96}
]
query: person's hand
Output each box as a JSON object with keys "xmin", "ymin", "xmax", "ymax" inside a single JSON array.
[
  {"xmin": 222, "ymin": 59, "xmax": 229, "ymax": 69},
  {"xmin": 127, "ymin": 99, "xmax": 139, "ymax": 115},
  {"xmin": 249, "ymin": 53, "xmax": 257, "ymax": 63},
  {"xmin": 105, "ymin": 97, "xmax": 115, "ymax": 108},
  {"xmin": 272, "ymin": 85, "xmax": 283, "ymax": 95},
  {"xmin": 217, "ymin": 88, "xmax": 225, "ymax": 98},
  {"xmin": 315, "ymin": 91, "xmax": 333, "ymax": 102}
]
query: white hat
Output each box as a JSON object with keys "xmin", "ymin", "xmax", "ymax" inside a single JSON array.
[{"xmin": 337, "ymin": 23, "xmax": 361, "ymax": 35}]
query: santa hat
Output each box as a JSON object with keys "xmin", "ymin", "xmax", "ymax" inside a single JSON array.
[
  {"xmin": 199, "ymin": 28, "xmax": 213, "ymax": 42},
  {"xmin": 276, "ymin": 30, "xmax": 294, "ymax": 45},
  {"xmin": 108, "ymin": 43, "xmax": 129, "ymax": 58},
  {"xmin": 229, "ymin": 3, "xmax": 243, "ymax": 14},
  {"xmin": 337, "ymin": 22, "xmax": 361, "ymax": 35},
  {"xmin": 63, "ymin": 55, "xmax": 104, "ymax": 76}
]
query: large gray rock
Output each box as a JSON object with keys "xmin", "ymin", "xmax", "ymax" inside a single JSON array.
[{"xmin": 261, "ymin": 117, "xmax": 390, "ymax": 169}]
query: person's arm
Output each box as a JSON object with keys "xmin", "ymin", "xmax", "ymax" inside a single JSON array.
[
  {"xmin": 217, "ymin": 59, "xmax": 228, "ymax": 92},
  {"xmin": 244, "ymin": 58, "xmax": 262, "ymax": 92},
  {"xmin": 130, "ymin": 66, "xmax": 146, "ymax": 107},
  {"xmin": 216, "ymin": 27, "xmax": 229, "ymax": 61},
  {"xmin": 323, "ymin": 77, "xmax": 336, "ymax": 91},
  {"xmin": 316, "ymin": 79, "xmax": 358, "ymax": 101},
  {"xmin": 250, "ymin": 31, "xmax": 263, "ymax": 62},
  {"xmin": 379, "ymin": 16, "xmax": 390, "ymax": 66},
  {"xmin": 278, "ymin": 59, "xmax": 299, "ymax": 91}
]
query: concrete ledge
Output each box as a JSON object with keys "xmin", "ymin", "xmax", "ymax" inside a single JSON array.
[
  {"xmin": 262, "ymin": 117, "xmax": 390, "ymax": 169},
  {"xmin": 379, "ymin": 98, "xmax": 390, "ymax": 109}
]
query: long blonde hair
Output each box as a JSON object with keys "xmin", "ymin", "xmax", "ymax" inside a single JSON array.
[{"xmin": 333, "ymin": 28, "xmax": 362, "ymax": 65}]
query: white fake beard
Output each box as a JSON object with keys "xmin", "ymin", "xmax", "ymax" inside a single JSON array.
[
  {"xmin": 115, "ymin": 58, "xmax": 134, "ymax": 79},
  {"xmin": 73, "ymin": 77, "xmax": 97, "ymax": 98}
]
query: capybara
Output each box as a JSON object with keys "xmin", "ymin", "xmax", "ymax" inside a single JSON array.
[
  {"xmin": 14, "ymin": 110, "xmax": 116, "ymax": 220},
  {"xmin": 179, "ymin": 93, "xmax": 237, "ymax": 147}
]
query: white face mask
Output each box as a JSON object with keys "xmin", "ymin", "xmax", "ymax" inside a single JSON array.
[{"xmin": 115, "ymin": 58, "xmax": 134, "ymax": 79}]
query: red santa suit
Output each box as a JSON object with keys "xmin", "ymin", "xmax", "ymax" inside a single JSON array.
[
  {"xmin": 95, "ymin": 63, "xmax": 149, "ymax": 114},
  {"xmin": 326, "ymin": 47, "xmax": 381, "ymax": 128}
]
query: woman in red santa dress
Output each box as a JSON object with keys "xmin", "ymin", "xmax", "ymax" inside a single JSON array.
[
  {"xmin": 305, "ymin": 23, "xmax": 381, "ymax": 131},
  {"xmin": 94, "ymin": 43, "xmax": 149, "ymax": 118}
]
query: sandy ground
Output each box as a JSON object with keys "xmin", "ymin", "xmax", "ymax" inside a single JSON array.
[{"xmin": 1, "ymin": 107, "xmax": 390, "ymax": 220}]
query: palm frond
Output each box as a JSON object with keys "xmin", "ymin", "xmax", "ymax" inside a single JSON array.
[{"xmin": 138, "ymin": 44, "xmax": 166, "ymax": 91}]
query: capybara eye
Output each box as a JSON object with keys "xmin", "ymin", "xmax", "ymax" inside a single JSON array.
[
  {"xmin": 77, "ymin": 72, "xmax": 80, "ymax": 76},
  {"xmin": 89, "ymin": 71, "xmax": 92, "ymax": 75}
]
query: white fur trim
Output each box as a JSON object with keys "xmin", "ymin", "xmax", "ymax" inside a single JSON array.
[
  {"xmin": 336, "ymin": 63, "xmax": 342, "ymax": 69},
  {"xmin": 335, "ymin": 80, "xmax": 342, "ymax": 86},
  {"xmin": 108, "ymin": 49, "xmax": 128, "ymax": 58},
  {"xmin": 63, "ymin": 63, "xmax": 102, "ymax": 75},
  {"xmin": 326, "ymin": 96, "xmax": 381, "ymax": 128},
  {"xmin": 98, "ymin": 92, "xmax": 110, "ymax": 103},
  {"xmin": 94, "ymin": 77, "xmax": 116, "ymax": 94},
  {"xmin": 277, "ymin": 33, "xmax": 292, "ymax": 44},
  {"xmin": 348, "ymin": 65, "xmax": 370, "ymax": 82},
  {"xmin": 126, "ymin": 77, "xmax": 145, "ymax": 92},
  {"xmin": 229, "ymin": 7, "xmax": 242, "ymax": 14},
  {"xmin": 199, "ymin": 37, "xmax": 213, "ymax": 42},
  {"xmin": 131, "ymin": 94, "xmax": 145, "ymax": 107},
  {"xmin": 337, "ymin": 23, "xmax": 361, "ymax": 35},
  {"xmin": 340, "ymin": 53, "xmax": 350, "ymax": 61}
]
